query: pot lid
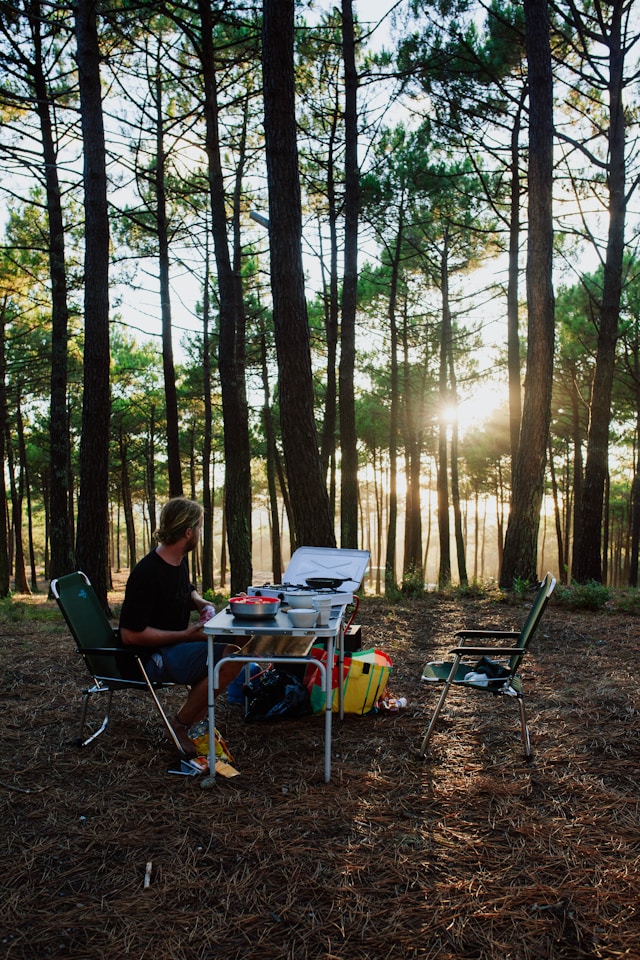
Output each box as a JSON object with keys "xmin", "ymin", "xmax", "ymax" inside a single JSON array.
[{"xmin": 283, "ymin": 546, "xmax": 370, "ymax": 592}]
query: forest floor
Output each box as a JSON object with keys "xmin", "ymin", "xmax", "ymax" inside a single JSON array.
[{"xmin": 0, "ymin": 576, "xmax": 638, "ymax": 960}]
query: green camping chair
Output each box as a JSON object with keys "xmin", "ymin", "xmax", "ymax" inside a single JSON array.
[
  {"xmin": 419, "ymin": 572, "xmax": 556, "ymax": 760},
  {"xmin": 51, "ymin": 571, "xmax": 185, "ymax": 754}
]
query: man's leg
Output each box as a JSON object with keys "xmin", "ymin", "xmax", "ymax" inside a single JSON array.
[{"xmin": 176, "ymin": 643, "xmax": 242, "ymax": 727}]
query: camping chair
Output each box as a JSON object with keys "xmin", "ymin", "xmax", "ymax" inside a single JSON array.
[
  {"xmin": 419, "ymin": 572, "xmax": 556, "ymax": 760},
  {"xmin": 51, "ymin": 571, "xmax": 186, "ymax": 755}
]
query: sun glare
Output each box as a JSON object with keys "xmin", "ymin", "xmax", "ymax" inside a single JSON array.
[{"xmin": 455, "ymin": 381, "xmax": 508, "ymax": 434}]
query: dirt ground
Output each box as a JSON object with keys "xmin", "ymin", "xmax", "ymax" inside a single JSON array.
[{"xmin": 1, "ymin": 579, "xmax": 638, "ymax": 960}]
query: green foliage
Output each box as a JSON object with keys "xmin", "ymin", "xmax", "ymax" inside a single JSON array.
[
  {"xmin": 384, "ymin": 570, "xmax": 403, "ymax": 603},
  {"xmin": 512, "ymin": 576, "xmax": 530, "ymax": 600},
  {"xmin": 611, "ymin": 590, "xmax": 640, "ymax": 615},
  {"xmin": 555, "ymin": 581, "xmax": 611, "ymax": 611},
  {"xmin": 401, "ymin": 565, "xmax": 426, "ymax": 599},
  {"xmin": 0, "ymin": 597, "xmax": 28, "ymax": 623},
  {"xmin": 448, "ymin": 580, "xmax": 491, "ymax": 599},
  {"xmin": 203, "ymin": 589, "xmax": 227, "ymax": 608},
  {"xmin": 0, "ymin": 597, "xmax": 61, "ymax": 624}
]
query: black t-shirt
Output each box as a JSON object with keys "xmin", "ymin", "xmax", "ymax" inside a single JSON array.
[{"xmin": 119, "ymin": 550, "xmax": 195, "ymax": 635}]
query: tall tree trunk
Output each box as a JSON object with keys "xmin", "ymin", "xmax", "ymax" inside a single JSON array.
[
  {"xmin": 260, "ymin": 332, "xmax": 282, "ymax": 583},
  {"xmin": 507, "ymin": 96, "xmax": 524, "ymax": 472},
  {"xmin": 0, "ymin": 302, "xmax": 9, "ymax": 593},
  {"xmin": 154, "ymin": 68, "xmax": 182, "ymax": 497},
  {"xmin": 500, "ymin": 0, "xmax": 554, "ymax": 588},
  {"xmin": 6, "ymin": 413, "xmax": 29, "ymax": 594},
  {"xmin": 29, "ymin": 2, "xmax": 74, "ymax": 585},
  {"xmin": 384, "ymin": 230, "xmax": 402, "ymax": 595},
  {"xmin": 318, "ymin": 130, "xmax": 339, "ymax": 485},
  {"xmin": 145, "ymin": 405, "xmax": 157, "ymax": 537},
  {"xmin": 73, "ymin": 0, "xmax": 111, "ymax": 610},
  {"xmin": 374, "ymin": 447, "xmax": 383, "ymax": 594},
  {"xmin": 437, "ymin": 246, "xmax": 452, "ymax": 587},
  {"xmin": 339, "ymin": 0, "xmax": 359, "ymax": 548},
  {"xmin": 628, "ymin": 356, "xmax": 640, "ymax": 587},
  {"xmin": 262, "ymin": 0, "xmax": 335, "ymax": 548},
  {"xmin": 198, "ymin": 0, "xmax": 253, "ymax": 593},
  {"xmin": 572, "ymin": 0, "xmax": 626, "ymax": 584},
  {"xmin": 447, "ymin": 323, "xmax": 467, "ymax": 585},
  {"xmin": 201, "ymin": 239, "xmax": 214, "ymax": 594},
  {"xmin": 401, "ymin": 307, "xmax": 423, "ymax": 578},
  {"xmin": 118, "ymin": 425, "xmax": 136, "ymax": 570},
  {"xmin": 569, "ymin": 369, "xmax": 583, "ymax": 579},
  {"xmin": 219, "ymin": 491, "xmax": 227, "ymax": 589},
  {"xmin": 16, "ymin": 396, "xmax": 38, "ymax": 590},
  {"xmin": 548, "ymin": 439, "xmax": 565, "ymax": 581},
  {"xmin": 450, "ymin": 419, "xmax": 467, "ymax": 585}
]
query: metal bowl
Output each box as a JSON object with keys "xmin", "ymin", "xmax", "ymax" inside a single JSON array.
[{"xmin": 229, "ymin": 596, "xmax": 280, "ymax": 619}]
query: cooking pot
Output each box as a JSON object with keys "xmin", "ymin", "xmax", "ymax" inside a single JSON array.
[
  {"xmin": 284, "ymin": 591, "xmax": 319, "ymax": 608},
  {"xmin": 304, "ymin": 576, "xmax": 351, "ymax": 590},
  {"xmin": 228, "ymin": 596, "xmax": 280, "ymax": 619}
]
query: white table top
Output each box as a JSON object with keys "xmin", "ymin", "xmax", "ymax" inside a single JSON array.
[{"xmin": 203, "ymin": 605, "xmax": 346, "ymax": 638}]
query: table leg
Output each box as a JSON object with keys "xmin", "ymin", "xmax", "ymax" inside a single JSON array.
[
  {"xmin": 324, "ymin": 636, "xmax": 333, "ymax": 783},
  {"xmin": 202, "ymin": 636, "xmax": 217, "ymax": 787},
  {"xmin": 201, "ymin": 648, "xmax": 334, "ymax": 786}
]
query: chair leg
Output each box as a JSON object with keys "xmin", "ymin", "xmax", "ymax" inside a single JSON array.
[
  {"xmin": 517, "ymin": 695, "xmax": 532, "ymax": 759},
  {"xmin": 135, "ymin": 656, "xmax": 186, "ymax": 755},
  {"xmin": 77, "ymin": 687, "xmax": 113, "ymax": 747},
  {"xmin": 419, "ymin": 673, "xmax": 457, "ymax": 759}
]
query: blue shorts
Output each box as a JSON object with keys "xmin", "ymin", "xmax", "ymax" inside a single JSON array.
[{"xmin": 144, "ymin": 641, "xmax": 229, "ymax": 685}]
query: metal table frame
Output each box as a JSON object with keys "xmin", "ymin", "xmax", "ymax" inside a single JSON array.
[{"xmin": 202, "ymin": 606, "xmax": 347, "ymax": 784}]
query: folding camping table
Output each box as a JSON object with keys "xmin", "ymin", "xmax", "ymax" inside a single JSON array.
[{"xmin": 202, "ymin": 603, "xmax": 349, "ymax": 785}]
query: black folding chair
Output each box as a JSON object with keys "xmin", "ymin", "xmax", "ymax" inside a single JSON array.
[{"xmin": 52, "ymin": 571, "xmax": 185, "ymax": 754}]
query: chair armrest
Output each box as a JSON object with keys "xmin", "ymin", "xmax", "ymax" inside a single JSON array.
[
  {"xmin": 449, "ymin": 646, "xmax": 524, "ymax": 657},
  {"xmin": 454, "ymin": 630, "xmax": 520, "ymax": 640}
]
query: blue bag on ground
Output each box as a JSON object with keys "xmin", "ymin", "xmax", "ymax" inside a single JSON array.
[{"xmin": 227, "ymin": 662, "xmax": 261, "ymax": 704}]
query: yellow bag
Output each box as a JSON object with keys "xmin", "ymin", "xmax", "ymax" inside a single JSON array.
[
  {"xmin": 190, "ymin": 724, "xmax": 234, "ymax": 762},
  {"xmin": 305, "ymin": 647, "xmax": 393, "ymax": 715}
]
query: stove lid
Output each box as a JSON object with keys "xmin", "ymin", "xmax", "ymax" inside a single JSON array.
[{"xmin": 283, "ymin": 546, "xmax": 370, "ymax": 592}]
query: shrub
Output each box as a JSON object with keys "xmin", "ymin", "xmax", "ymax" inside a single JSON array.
[
  {"xmin": 401, "ymin": 566, "xmax": 425, "ymax": 599},
  {"xmin": 555, "ymin": 581, "xmax": 610, "ymax": 611}
]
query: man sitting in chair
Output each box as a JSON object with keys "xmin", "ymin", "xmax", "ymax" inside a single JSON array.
[{"xmin": 119, "ymin": 497, "xmax": 241, "ymax": 757}]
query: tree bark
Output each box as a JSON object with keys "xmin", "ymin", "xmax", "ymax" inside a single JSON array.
[
  {"xmin": 262, "ymin": 0, "xmax": 335, "ymax": 548},
  {"xmin": 118, "ymin": 424, "xmax": 136, "ymax": 570},
  {"xmin": 198, "ymin": 0, "xmax": 253, "ymax": 593},
  {"xmin": 260, "ymin": 332, "xmax": 282, "ymax": 583},
  {"xmin": 73, "ymin": 0, "xmax": 111, "ymax": 610},
  {"xmin": 437, "ymin": 244, "xmax": 452, "ymax": 587},
  {"xmin": 572, "ymin": 0, "xmax": 626, "ymax": 584},
  {"xmin": 500, "ymin": 0, "xmax": 555, "ymax": 588},
  {"xmin": 0, "ymin": 309, "xmax": 10, "ymax": 597},
  {"xmin": 201, "ymin": 244, "xmax": 214, "ymax": 594},
  {"xmin": 6, "ymin": 408, "xmax": 30, "ymax": 593},
  {"xmin": 507, "ymin": 96, "xmax": 524, "ymax": 471},
  {"xmin": 339, "ymin": 0, "xmax": 359, "ymax": 549},
  {"xmin": 28, "ymin": 2, "xmax": 75, "ymax": 585},
  {"xmin": 384, "ymin": 229, "xmax": 402, "ymax": 595},
  {"xmin": 154, "ymin": 68, "xmax": 183, "ymax": 498}
]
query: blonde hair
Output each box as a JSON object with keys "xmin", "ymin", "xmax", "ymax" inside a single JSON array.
[{"xmin": 154, "ymin": 498, "xmax": 203, "ymax": 545}]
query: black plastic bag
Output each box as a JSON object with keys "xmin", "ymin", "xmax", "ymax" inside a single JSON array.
[
  {"xmin": 243, "ymin": 668, "xmax": 311, "ymax": 722},
  {"xmin": 473, "ymin": 656, "xmax": 511, "ymax": 679}
]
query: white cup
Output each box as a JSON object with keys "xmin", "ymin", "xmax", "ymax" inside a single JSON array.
[{"xmin": 313, "ymin": 596, "xmax": 332, "ymax": 626}]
